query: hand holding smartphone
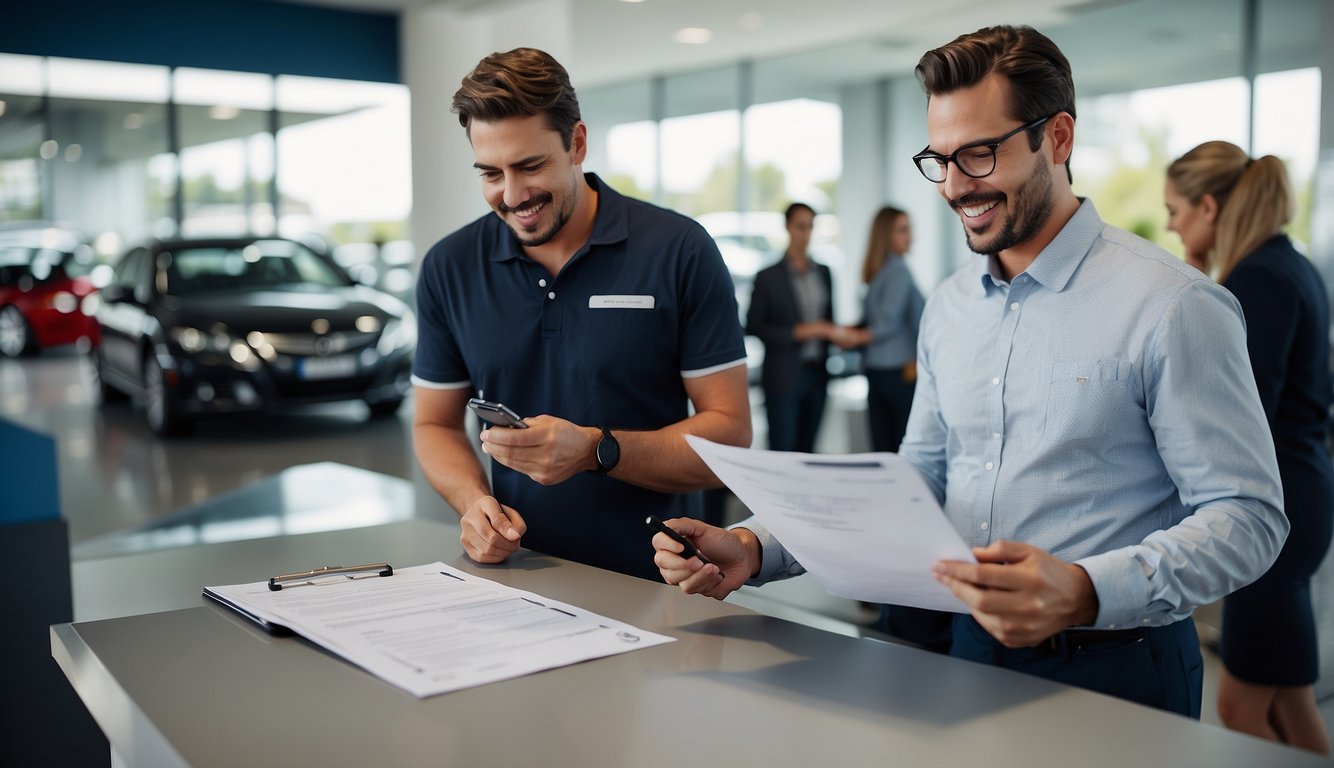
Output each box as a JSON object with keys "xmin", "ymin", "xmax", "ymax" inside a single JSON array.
[{"xmin": 467, "ymin": 398, "xmax": 528, "ymax": 429}]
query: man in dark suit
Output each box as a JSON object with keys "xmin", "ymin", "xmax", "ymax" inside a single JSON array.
[{"xmin": 745, "ymin": 203, "xmax": 840, "ymax": 453}]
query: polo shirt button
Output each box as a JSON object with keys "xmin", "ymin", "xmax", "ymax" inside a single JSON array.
[
  {"xmin": 1009, "ymin": 301, "xmax": 1019, "ymax": 311},
  {"xmin": 984, "ymin": 461, "xmax": 993, "ymax": 470},
  {"xmin": 538, "ymin": 278, "xmax": 547, "ymax": 287},
  {"xmin": 980, "ymin": 522, "xmax": 989, "ymax": 531},
  {"xmin": 547, "ymin": 292, "xmax": 556, "ymax": 300},
  {"xmin": 991, "ymin": 377, "xmax": 1000, "ymax": 386}
]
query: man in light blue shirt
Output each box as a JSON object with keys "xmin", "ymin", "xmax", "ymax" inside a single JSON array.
[{"xmin": 650, "ymin": 25, "xmax": 1286, "ymax": 718}]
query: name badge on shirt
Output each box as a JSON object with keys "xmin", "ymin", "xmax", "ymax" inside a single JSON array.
[{"xmin": 589, "ymin": 295, "xmax": 656, "ymax": 309}]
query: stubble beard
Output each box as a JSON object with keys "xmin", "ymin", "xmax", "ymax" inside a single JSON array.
[{"xmin": 960, "ymin": 157, "xmax": 1054, "ymax": 256}]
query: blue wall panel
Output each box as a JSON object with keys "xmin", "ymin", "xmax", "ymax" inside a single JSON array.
[{"xmin": 0, "ymin": 0, "xmax": 401, "ymax": 83}]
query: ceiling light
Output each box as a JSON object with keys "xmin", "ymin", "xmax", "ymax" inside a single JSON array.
[
  {"xmin": 123, "ymin": 112, "xmax": 144, "ymax": 130},
  {"xmin": 209, "ymin": 104, "xmax": 240, "ymax": 120},
  {"xmin": 674, "ymin": 27, "xmax": 712, "ymax": 45}
]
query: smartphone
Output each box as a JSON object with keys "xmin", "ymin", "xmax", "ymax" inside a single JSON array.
[{"xmin": 467, "ymin": 398, "xmax": 528, "ymax": 429}]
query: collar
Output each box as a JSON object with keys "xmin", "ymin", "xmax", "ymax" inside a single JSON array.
[
  {"xmin": 490, "ymin": 172, "xmax": 628, "ymax": 263},
  {"xmin": 976, "ymin": 198, "xmax": 1103, "ymax": 295}
]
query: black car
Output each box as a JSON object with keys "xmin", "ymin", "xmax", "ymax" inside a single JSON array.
[{"xmin": 94, "ymin": 237, "xmax": 415, "ymax": 436}]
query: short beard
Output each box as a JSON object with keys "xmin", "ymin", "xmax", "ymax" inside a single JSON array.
[
  {"xmin": 958, "ymin": 157, "xmax": 1054, "ymax": 256},
  {"xmin": 501, "ymin": 191, "xmax": 571, "ymax": 248}
]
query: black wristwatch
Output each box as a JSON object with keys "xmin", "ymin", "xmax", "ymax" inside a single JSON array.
[{"xmin": 595, "ymin": 426, "xmax": 620, "ymax": 474}]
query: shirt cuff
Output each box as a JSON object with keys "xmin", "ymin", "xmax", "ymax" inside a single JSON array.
[
  {"xmin": 1075, "ymin": 549, "xmax": 1155, "ymax": 629},
  {"xmin": 728, "ymin": 518, "xmax": 805, "ymax": 585}
]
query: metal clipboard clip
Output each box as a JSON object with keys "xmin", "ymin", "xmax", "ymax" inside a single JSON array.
[{"xmin": 267, "ymin": 562, "xmax": 394, "ymax": 591}]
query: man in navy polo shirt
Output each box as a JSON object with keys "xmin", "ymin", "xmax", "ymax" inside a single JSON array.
[{"xmin": 411, "ymin": 47, "xmax": 752, "ymax": 581}]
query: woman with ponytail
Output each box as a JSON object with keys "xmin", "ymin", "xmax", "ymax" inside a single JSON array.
[{"xmin": 1166, "ymin": 141, "xmax": 1332, "ymax": 754}]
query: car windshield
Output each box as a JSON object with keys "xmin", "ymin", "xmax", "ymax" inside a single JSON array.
[
  {"xmin": 163, "ymin": 241, "xmax": 349, "ymax": 296},
  {"xmin": 0, "ymin": 245, "xmax": 95, "ymax": 284}
]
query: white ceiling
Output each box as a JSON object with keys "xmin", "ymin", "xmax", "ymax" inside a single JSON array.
[{"xmin": 268, "ymin": 0, "xmax": 1320, "ymax": 98}]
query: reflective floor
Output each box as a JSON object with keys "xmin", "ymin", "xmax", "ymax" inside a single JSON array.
[
  {"xmin": 0, "ymin": 346, "xmax": 451, "ymax": 547},
  {"xmin": 5, "ymin": 344, "xmax": 1332, "ymax": 744}
]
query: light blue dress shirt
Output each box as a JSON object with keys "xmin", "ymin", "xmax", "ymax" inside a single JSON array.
[{"xmin": 745, "ymin": 200, "xmax": 1287, "ymax": 630}]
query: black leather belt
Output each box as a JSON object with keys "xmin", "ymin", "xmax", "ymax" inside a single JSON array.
[{"xmin": 1046, "ymin": 626, "xmax": 1148, "ymax": 653}]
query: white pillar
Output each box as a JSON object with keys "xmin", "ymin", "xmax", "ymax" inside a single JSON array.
[{"xmin": 401, "ymin": 0, "xmax": 573, "ymax": 265}]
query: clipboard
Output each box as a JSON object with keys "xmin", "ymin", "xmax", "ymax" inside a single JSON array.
[{"xmin": 202, "ymin": 562, "xmax": 393, "ymax": 635}]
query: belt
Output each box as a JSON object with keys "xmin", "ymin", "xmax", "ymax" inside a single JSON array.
[{"xmin": 1045, "ymin": 626, "xmax": 1148, "ymax": 654}]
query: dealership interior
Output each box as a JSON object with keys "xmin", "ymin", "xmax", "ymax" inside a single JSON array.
[{"xmin": 3, "ymin": 0, "xmax": 1334, "ymax": 764}]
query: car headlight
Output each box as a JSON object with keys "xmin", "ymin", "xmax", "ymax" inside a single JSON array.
[
  {"xmin": 377, "ymin": 310, "xmax": 416, "ymax": 355},
  {"xmin": 171, "ymin": 326, "xmax": 208, "ymax": 353}
]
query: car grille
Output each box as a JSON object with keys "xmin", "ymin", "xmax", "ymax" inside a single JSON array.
[{"xmin": 262, "ymin": 331, "xmax": 377, "ymax": 356}]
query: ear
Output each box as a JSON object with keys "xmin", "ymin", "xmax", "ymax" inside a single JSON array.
[
  {"xmin": 570, "ymin": 121, "xmax": 588, "ymax": 165},
  {"xmin": 1049, "ymin": 112, "xmax": 1076, "ymax": 167},
  {"xmin": 1200, "ymin": 193, "xmax": 1220, "ymax": 225}
]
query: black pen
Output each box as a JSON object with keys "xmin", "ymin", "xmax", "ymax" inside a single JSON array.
[{"xmin": 645, "ymin": 515, "xmax": 716, "ymax": 568}]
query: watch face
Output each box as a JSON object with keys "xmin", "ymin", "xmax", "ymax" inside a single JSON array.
[{"xmin": 597, "ymin": 430, "xmax": 620, "ymax": 471}]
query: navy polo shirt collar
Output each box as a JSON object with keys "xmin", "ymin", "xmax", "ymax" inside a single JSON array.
[{"xmin": 489, "ymin": 172, "xmax": 627, "ymax": 262}]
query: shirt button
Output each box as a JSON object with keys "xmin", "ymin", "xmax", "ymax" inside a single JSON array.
[
  {"xmin": 1009, "ymin": 301, "xmax": 1019, "ymax": 311},
  {"xmin": 984, "ymin": 461, "xmax": 994, "ymax": 470},
  {"xmin": 538, "ymin": 278, "xmax": 547, "ymax": 287},
  {"xmin": 980, "ymin": 522, "xmax": 989, "ymax": 531},
  {"xmin": 991, "ymin": 377, "xmax": 1000, "ymax": 386},
  {"xmin": 547, "ymin": 291, "xmax": 556, "ymax": 300},
  {"xmin": 993, "ymin": 432, "xmax": 1001, "ymax": 439}
]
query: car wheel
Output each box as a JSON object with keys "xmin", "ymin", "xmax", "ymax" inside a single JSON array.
[
  {"xmin": 367, "ymin": 398, "xmax": 404, "ymax": 418},
  {"xmin": 0, "ymin": 305, "xmax": 34, "ymax": 357},
  {"xmin": 93, "ymin": 347, "xmax": 128, "ymax": 403},
  {"xmin": 143, "ymin": 354, "xmax": 193, "ymax": 436}
]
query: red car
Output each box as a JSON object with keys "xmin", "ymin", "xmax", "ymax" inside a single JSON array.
[{"xmin": 0, "ymin": 227, "xmax": 102, "ymax": 357}]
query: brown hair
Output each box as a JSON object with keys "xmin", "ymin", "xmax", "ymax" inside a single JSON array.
[
  {"xmin": 861, "ymin": 206, "xmax": 908, "ymax": 285},
  {"xmin": 915, "ymin": 25, "xmax": 1075, "ymax": 181},
  {"xmin": 1166, "ymin": 140, "xmax": 1292, "ymax": 282},
  {"xmin": 452, "ymin": 48, "xmax": 581, "ymax": 150}
]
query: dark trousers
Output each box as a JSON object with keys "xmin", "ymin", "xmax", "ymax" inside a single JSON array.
[
  {"xmin": 949, "ymin": 615, "xmax": 1204, "ymax": 718},
  {"xmin": 765, "ymin": 363, "xmax": 828, "ymax": 453},
  {"xmin": 865, "ymin": 367, "xmax": 915, "ymax": 453}
]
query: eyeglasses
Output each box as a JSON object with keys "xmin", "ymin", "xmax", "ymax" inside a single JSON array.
[{"xmin": 912, "ymin": 114, "xmax": 1054, "ymax": 183}]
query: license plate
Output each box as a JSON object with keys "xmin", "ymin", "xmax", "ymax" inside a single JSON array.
[{"xmin": 297, "ymin": 355, "xmax": 357, "ymax": 380}]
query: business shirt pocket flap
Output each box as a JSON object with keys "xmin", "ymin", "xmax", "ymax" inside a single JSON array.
[{"xmin": 1051, "ymin": 359, "xmax": 1125, "ymax": 384}]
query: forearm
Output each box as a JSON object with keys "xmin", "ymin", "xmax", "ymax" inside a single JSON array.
[
  {"xmin": 611, "ymin": 407, "xmax": 751, "ymax": 492},
  {"xmin": 413, "ymin": 423, "xmax": 493, "ymax": 518},
  {"xmin": 1076, "ymin": 497, "xmax": 1287, "ymax": 628}
]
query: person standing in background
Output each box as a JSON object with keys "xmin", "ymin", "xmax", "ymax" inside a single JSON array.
[
  {"xmin": 844, "ymin": 206, "xmax": 926, "ymax": 453},
  {"xmin": 746, "ymin": 203, "xmax": 839, "ymax": 452},
  {"xmin": 1166, "ymin": 141, "xmax": 1332, "ymax": 754},
  {"xmin": 841, "ymin": 206, "xmax": 948, "ymax": 652}
]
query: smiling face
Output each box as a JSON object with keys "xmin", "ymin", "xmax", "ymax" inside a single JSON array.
[
  {"xmin": 469, "ymin": 114, "xmax": 587, "ymax": 249},
  {"xmin": 925, "ymin": 73, "xmax": 1058, "ymax": 258}
]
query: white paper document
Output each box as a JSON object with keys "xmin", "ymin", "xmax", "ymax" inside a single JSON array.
[
  {"xmin": 686, "ymin": 436, "xmax": 974, "ymax": 612},
  {"xmin": 204, "ymin": 562, "xmax": 673, "ymax": 698}
]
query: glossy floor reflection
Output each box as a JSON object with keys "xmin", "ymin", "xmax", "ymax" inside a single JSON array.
[{"xmin": 0, "ymin": 347, "xmax": 451, "ymax": 546}]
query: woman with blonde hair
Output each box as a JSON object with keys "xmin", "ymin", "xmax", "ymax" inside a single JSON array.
[{"xmin": 1166, "ymin": 141, "xmax": 1332, "ymax": 754}]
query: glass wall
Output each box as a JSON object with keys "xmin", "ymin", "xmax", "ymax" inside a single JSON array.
[
  {"xmin": 0, "ymin": 55, "xmax": 412, "ymax": 288},
  {"xmin": 175, "ymin": 68, "xmax": 274, "ymax": 238}
]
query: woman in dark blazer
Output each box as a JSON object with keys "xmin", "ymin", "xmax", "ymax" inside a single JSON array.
[
  {"xmin": 1167, "ymin": 141, "xmax": 1332, "ymax": 755},
  {"xmin": 745, "ymin": 203, "xmax": 839, "ymax": 453}
]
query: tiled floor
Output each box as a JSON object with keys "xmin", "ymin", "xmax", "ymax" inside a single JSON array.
[{"xmin": 4, "ymin": 347, "xmax": 1331, "ymax": 753}]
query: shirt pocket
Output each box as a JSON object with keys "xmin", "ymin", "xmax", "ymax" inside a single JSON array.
[{"xmin": 1043, "ymin": 359, "xmax": 1134, "ymax": 442}]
